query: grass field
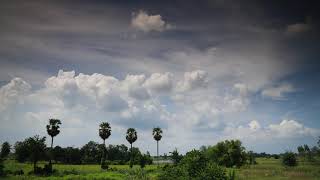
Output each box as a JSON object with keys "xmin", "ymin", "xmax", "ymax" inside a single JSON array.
[{"xmin": 1, "ymin": 158, "xmax": 320, "ymax": 179}]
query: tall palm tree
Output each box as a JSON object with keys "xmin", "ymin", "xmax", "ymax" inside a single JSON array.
[
  {"xmin": 46, "ymin": 119, "xmax": 61, "ymax": 167},
  {"xmin": 126, "ymin": 128, "xmax": 137, "ymax": 168},
  {"xmin": 99, "ymin": 122, "xmax": 111, "ymax": 169},
  {"xmin": 153, "ymin": 127, "xmax": 162, "ymax": 165}
]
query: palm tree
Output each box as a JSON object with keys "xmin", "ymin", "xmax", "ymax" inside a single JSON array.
[
  {"xmin": 46, "ymin": 119, "xmax": 61, "ymax": 168},
  {"xmin": 126, "ymin": 128, "xmax": 137, "ymax": 168},
  {"xmin": 153, "ymin": 127, "xmax": 162, "ymax": 165},
  {"xmin": 99, "ymin": 122, "xmax": 111, "ymax": 169}
]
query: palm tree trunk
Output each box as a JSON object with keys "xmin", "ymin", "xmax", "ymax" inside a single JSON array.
[
  {"xmin": 50, "ymin": 136, "xmax": 53, "ymax": 165},
  {"xmin": 101, "ymin": 139, "xmax": 105, "ymax": 167},
  {"xmin": 130, "ymin": 143, "xmax": 133, "ymax": 168},
  {"xmin": 157, "ymin": 140, "xmax": 159, "ymax": 166},
  {"xmin": 104, "ymin": 139, "xmax": 106, "ymax": 161}
]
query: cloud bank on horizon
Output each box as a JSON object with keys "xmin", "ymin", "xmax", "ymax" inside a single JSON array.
[{"xmin": 0, "ymin": 0, "xmax": 320, "ymax": 154}]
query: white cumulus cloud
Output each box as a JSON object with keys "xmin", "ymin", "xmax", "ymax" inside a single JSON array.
[{"xmin": 131, "ymin": 10, "xmax": 170, "ymax": 32}]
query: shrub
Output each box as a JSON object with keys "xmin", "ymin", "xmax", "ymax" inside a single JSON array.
[
  {"xmin": 199, "ymin": 163, "xmax": 228, "ymax": 180},
  {"xmin": 158, "ymin": 165, "xmax": 188, "ymax": 180},
  {"xmin": 282, "ymin": 152, "xmax": 297, "ymax": 167},
  {"xmin": 170, "ymin": 148, "xmax": 183, "ymax": 165},
  {"xmin": 139, "ymin": 154, "xmax": 147, "ymax": 168},
  {"xmin": 101, "ymin": 160, "xmax": 109, "ymax": 170},
  {"xmin": 203, "ymin": 140, "xmax": 247, "ymax": 168},
  {"xmin": 159, "ymin": 150, "xmax": 228, "ymax": 180}
]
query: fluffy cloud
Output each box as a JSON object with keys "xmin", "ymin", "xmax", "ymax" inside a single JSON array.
[
  {"xmin": 131, "ymin": 10, "xmax": 170, "ymax": 32},
  {"xmin": 0, "ymin": 78, "xmax": 31, "ymax": 112},
  {"xmin": 1, "ymin": 70, "xmax": 317, "ymax": 154},
  {"xmin": 177, "ymin": 70, "xmax": 208, "ymax": 92},
  {"xmin": 261, "ymin": 83, "xmax": 295, "ymax": 100},
  {"xmin": 143, "ymin": 72, "xmax": 173, "ymax": 94},
  {"xmin": 224, "ymin": 119, "xmax": 320, "ymax": 142}
]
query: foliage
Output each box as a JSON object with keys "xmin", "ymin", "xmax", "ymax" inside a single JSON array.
[
  {"xmin": 126, "ymin": 128, "xmax": 138, "ymax": 145},
  {"xmin": 126, "ymin": 128, "xmax": 137, "ymax": 168},
  {"xmin": 0, "ymin": 142, "xmax": 11, "ymax": 159},
  {"xmin": 49, "ymin": 142, "xmax": 145, "ymax": 165},
  {"xmin": 139, "ymin": 153, "xmax": 151, "ymax": 168},
  {"xmin": 99, "ymin": 122, "xmax": 112, "ymax": 141},
  {"xmin": 80, "ymin": 141, "xmax": 104, "ymax": 164},
  {"xmin": 14, "ymin": 135, "xmax": 47, "ymax": 170},
  {"xmin": 203, "ymin": 139, "xmax": 247, "ymax": 167},
  {"xmin": 248, "ymin": 150, "xmax": 257, "ymax": 165},
  {"xmin": 46, "ymin": 119, "xmax": 61, "ymax": 139},
  {"xmin": 282, "ymin": 151, "xmax": 297, "ymax": 167},
  {"xmin": 159, "ymin": 150, "xmax": 228, "ymax": 180},
  {"xmin": 99, "ymin": 122, "xmax": 111, "ymax": 169},
  {"xmin": 170, "ymin": 148, "xmax": 183, "ymax": 165},
  {"xmin": 152, "ymin": 127, "xmax": 162, "ymax": 141}
]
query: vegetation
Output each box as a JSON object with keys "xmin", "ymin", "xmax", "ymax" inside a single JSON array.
[
  {"xmin": 159, "ymin": 150, "xmax": 228, "ymax": 180},
  {"xmin": 170, "ymin": 148, "xmax": 183, "ymax": 165},
  {"xmin": 152, "ymin": 127, "xmax": 162, "ymax": 165},
  {"xmin": 126, "ymin": 128, "xmax": 137, "ymax": 168},
  {"xmin": 282, "ymin": 151, "xmax": 298, "ymax": 167},
  {"xmin": 2, "ymin": 120, "xmax": 320, "ymax": 179},
  {"xmin": 202, "ymin": 139, "xmax": 247, "ymax": 167},
  {"xmin": 99, "ymin": 122, "xmax": 111, "ymax": 169},
  {"xmin": 46, "ymin": 119, "xmax": 61, "ymax": 172},
  {"xmin": 1, "ymin": 142, "xmax": 11, "ymax": 159}
]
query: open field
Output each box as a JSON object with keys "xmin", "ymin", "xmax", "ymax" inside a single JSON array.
[{"xmin": 1, "ymin": 158, "xmax": 320, "ymax": 179}]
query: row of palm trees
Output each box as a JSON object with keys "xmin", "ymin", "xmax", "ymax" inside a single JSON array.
[{"xmin": 46, "ymin": 119, "xmax": 163, "ymax": 169}]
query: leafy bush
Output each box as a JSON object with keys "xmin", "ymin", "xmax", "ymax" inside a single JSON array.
[
  {"xmin": 170, "ymin": 148, "xmax": 183, "ymax": 165},
  {"xmin": 158, "ymin": 165, "xmax": 188, "ymax": 180},
  {"xmin": 203, "ymin": 139, "xmax": 247, "ymax": 167},
  {"xmin": 159, "ymin": 150, "xmax": 228, "ymax": 180},
  {"xmin": 101, "ymin": 160, "xmax": 109, "ymax": 170},
  {"xmin": 1, "ymin": 142, "xmax": 11, "ymax": 158},
  {"xmin": 282, "ymin": 152, "xmax": 297, "ymax": 166}
]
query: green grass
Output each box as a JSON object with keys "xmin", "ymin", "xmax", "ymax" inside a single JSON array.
[
  {"xmin": 2, "ymin": 158, "xmax": 320, "ymax": 179},
  {"xmin": 234, "ymin": 158, "xmax": 320, "ymax": 180}
]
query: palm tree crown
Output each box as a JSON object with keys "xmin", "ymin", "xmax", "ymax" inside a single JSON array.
[
  {"xmin": 126, "ymin": 128, "xmax": 137, "ymax": 144},
  {"xmin": 46, "ymin": 119, "xmax": 61, "ymax": 138},
  {"xmin": 153, "ymin": 127, "xmax": 162, "ymax": 141},
  {"xmin": 99, "ymin": 122, "xmax": 111, "ymax": 140}
]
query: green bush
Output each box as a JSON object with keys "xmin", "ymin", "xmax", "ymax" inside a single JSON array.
[
  {"xmin": 282, "ymin": 152, "xmax": 297, "ymax": 167},
  {"xmin": 101, "ymin": 160, "xmax": 109, "ymax": 170},
  {"xmin": 158, "ymin": 165, "xmax": 188, "ymax": 180},
  {"xmin": 159, "ymin": 150, "xmax": 228, "ymax": 180},
  {"xmin": 203, "ymin": 140, "xmax": 247, "ymax": 167}
]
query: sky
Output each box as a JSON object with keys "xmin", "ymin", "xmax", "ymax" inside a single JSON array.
[{"xmin": 0, "ymin": 0, "xmax": 320, "ymax": 155}]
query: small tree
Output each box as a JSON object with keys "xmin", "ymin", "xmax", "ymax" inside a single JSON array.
[
  {"xmin": 26, "ymin": 135, "xmax": 47, "ymax": 172},
  {"xmin": 0, "ymin": 142, "xmax": 11, "ymax": 159},
  {"xmin": 46, "ymin": 118, "xmax": 61, "ymax": 169},
  {"xmin": 282, "ymin": 151, "xmax": 297, "ymax": 167},
  {"xmin": 126, "ymin": 128, "xmax": 137, "ymax": 168},
  {"xmin": 99, "ymin": 122, "xmax": 111, "ymax": 169},
  {"xmin": 153, "ymin": 127, "xmax": 162, "ymax": 165},
  {"xmin": 170, "ymin": 148, "xmax": 183, "ymax": 165}
]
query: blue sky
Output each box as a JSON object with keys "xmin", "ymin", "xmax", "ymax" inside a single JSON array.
[{"xmin": 0, "ymin": 0, "xmax": 320, "ymax": 154}]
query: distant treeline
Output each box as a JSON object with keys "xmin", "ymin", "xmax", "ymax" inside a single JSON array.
[{"xmin": 14, "ymin": 140, "xmax": 152, "ymax": 165}]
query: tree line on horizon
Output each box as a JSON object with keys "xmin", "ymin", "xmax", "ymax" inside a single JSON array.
[
  {"xmin": 1, "ymin": 118, "xmax": 164, "ymax": 174},
  {"xmin": 1, "ymin": 118, "xmax": 320, "ymax": 178}
]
